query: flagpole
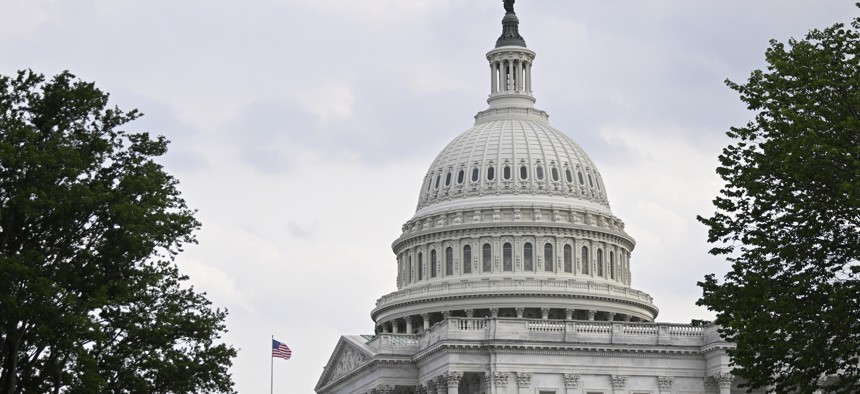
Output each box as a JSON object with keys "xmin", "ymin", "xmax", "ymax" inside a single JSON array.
[{"xmin": 270, "ymin": 335, "xmax": 274, "ymax": 394}]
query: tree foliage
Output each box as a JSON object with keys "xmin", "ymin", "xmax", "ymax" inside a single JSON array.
[
  {"xmin": 697, "ymin": 13, "xmax": 860, "ymax": 394},
  {"xmin": 0, "ymin": 70, "xmax": 236, "ymax": 393}
]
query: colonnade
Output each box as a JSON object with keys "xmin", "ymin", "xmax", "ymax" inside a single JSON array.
[{"xmin": 490, "ymin": 57, "xmax": 532, "ymax": 95}]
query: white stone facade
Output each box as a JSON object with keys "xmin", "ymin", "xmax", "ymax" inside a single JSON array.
[{"xmin": 317, "ymin": 5, "xmax": 759, "ymax": 394}]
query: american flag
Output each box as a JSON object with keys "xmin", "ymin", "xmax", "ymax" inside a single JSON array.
[{"xmin": 272, "ymin": 339, "xmax": 292, "ymax": 360}]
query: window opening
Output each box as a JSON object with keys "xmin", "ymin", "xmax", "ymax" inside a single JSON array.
[
  {"xmin": 463, "ymin": 245, "xmax": 472, "ymax": 274},
  {"xmin": 471, "ymin": 167, "xmax": 479, "ymax": 182},
  {"xmin": 578, "ymin": 171, "xmax": 585, "ymax": 185},
  {"xmin": 487, "ymin": 165, "xmax": 495, "ymax": 181},
  {"xmin": 564, "ymin": 244, "xmax": 572, "ymax": 273},
  {"xmin": 597, "ymin": 249, "xmax": 603, "ymax": 277},
  {"xmin": 482, "ymin": 243, "xmax": 492, "ymax": 272},
  {"xmin": 565, "ymin": 168, "xmax": 573, "ymax": 183},
  {"xmin": 435, "ymin": 175, "xmax": 441, "ymax": 189},
  {"xmin": 457, "ymin": 169, "xmax": 465, "ymax": 184},
  {"xmin": 418, "ymin": 252, "xmax": 424, "ymax": 280},
  {"xmin": 610, "ymin": 251, "xmax": 615, "ymax": 279},
  {"xmin": 520, "ymin": 165, "xmax": 528, "ymax": 180},
  {"xmin": 445, "ymin": 172, "xmax": 451, "ymax": 186},
  {"xmin": 503, "ymin": 165, "xmax": 511, "ymax": 180},
  {"xmin": 524, "ymin": 243, "xmax": 533, "ymax": 271},
  {"xmin": 581, "ymin": 246, "xmax": 589, "ymax": 275},
  {"xmin": 544, "ymin": 243, "xmax": 554, "ymax": 271},
  {"xmin": 503, "ymin": 243, "xmax": 513, "ymax": 271},
  {"xmin": 588, "ymin": 173, "xmax": 594, "ymax": 187},
  {"xmin": 536, "ymin": 166, "xmax": 544, "ymax": 180},
  {"xmin": 446, "ymin": 247, "xmax": 454, "ymax": 275},
  {"xmin": 552, "ymin": 167, "xmax": 560, "ymax": 182},
  {"xmin": 431, "ymin": 250, "xmax": 437, "ymax": 278}
]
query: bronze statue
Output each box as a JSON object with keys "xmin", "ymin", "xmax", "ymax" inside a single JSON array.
[{"xmin": 504, "ymin": 0, "xmax": 514, "ymax": 13}]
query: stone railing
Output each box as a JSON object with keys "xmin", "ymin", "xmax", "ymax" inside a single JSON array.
[
  {"xmin": 373, "ymin": 279, "xmax": 655, "ymax": 311},
  {"xmin": 367, "ymin": 318, "xmax": 721, "ymax": 356}
]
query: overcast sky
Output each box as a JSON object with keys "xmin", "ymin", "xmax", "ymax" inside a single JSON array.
[{"xmin": 2, "ymin": 1, "xmax": 856, "ymax": 392}]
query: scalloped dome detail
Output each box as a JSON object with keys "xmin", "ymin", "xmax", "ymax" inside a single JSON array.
[{"xmin": 416, "ymin": 118, "xmax": 609, "ymax": 213}]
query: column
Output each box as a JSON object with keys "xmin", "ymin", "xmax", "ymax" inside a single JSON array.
[
  {"xmin": 515, "ymin": 372, "xmax": 532, "ymax": 394},
  {"xmin": 405, "ymin": 316, "xmax": 413, "ymax": 334},
  {"xmin": 392, "ymin": 320, "xmax": 400, "ymax": 334},
  {"xmin": 657, "ymin": 376, "xmax": 673, "ymax": 394},
  {"xmin": 563, "ymin": 373, "xmax": 580, "ymax": 394},
  {"xmin": 715, "ymin": 373, "xmax": 734, "ymax": 394},
  {"xmin": 516, "ymin": 60, "xmax": 523, "ymax": 92},
  {"xmin": 525, "ymin": 61, "xmax": 532, "ymax": 92},
  {"xmin": 501, "ymin": 60, "xmax": 509, "ymax": 92},
  {"xmin": 422, "ymin": 313, "xmax": 430, "ymax": 331},
  {"xmin": 490, "ymin": 62, "xmax": 497, "ymax": 94},
  {"xmin": 611, "ymin": 375, "xmax": 627, "ymax": 394},
  {"xmin": 445, "ymin": 371, "xmax": 463, "ymax": 394},
  {"xmin": 435, "ymin": 375, "xmax": 447, "ymax": 394}
]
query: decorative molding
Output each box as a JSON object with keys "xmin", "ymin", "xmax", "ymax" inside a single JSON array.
[
  {"xmin": 444, "ymin": 371, "xmax": 463, "ymax": 387},
  {"xmin": 713, "ymin": 372, "xmax": 734, "ymax": 388},
  {"xmin": 563, "ymin": 373, "xmax": 580, "ymax": 388},
  {"xmin": 493, "ymin": 371, "xmax": 509, "ymax": 387},
  {"xmin": 657, "ymin": 376, "xmax": 674, "ymax": 390},
  {"xmin": 611, "ymin": 375, "xmax": 627, "ymax": 389},
  {"xmin": 515, "ymin": 372, "xmax": 532, "ymax": 387}
]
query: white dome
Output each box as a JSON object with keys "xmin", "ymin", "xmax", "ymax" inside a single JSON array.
[{"xmin": 416, "ymin": 117, "xmax": 610, "ymax": 217}]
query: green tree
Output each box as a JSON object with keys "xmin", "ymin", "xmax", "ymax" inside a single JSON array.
[
  {"xmin": 697, "ymin": 13, "xmax": 860, "ymax": 394},
  {"xmin": 0, "ymin": 70, "xmax": 236, "ymax": 393}
]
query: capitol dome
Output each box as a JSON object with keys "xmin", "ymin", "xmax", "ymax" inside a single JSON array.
[{"xmin": 370, "ymin": 3, "xmax": 658, "ymax": 335}]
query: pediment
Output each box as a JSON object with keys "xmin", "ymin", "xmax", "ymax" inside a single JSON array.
[{"xmin": 316, "ymin": 335, "xmax": 375, "ymax": 390}]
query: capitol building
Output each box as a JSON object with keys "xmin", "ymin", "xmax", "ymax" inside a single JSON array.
[{"xmin": 316, "ymin": 4, "xmax": 757, "ymax": 394}]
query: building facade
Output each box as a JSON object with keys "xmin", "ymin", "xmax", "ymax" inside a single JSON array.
[{"xmin": 316, "ymin": 4, "xmax": 756, "ymax": 394}]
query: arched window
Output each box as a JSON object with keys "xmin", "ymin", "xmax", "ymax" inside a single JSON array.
[
  {"xmin": 431, "ymin": 249, "xmax": 437, "ymax": 278},
  {"xmin": 544, "ymin": 243, "xmax": 554, "ymax": 272},
  {"xmin": 503, "ymin": 165, "xmax": 511, "ymax": 180},
  {"xmin": 565, "ymin": 168, "xmax": 573, "ymax": 183},
  {"xmin": 609, "ymin": 251, "xmax": 615, "ymax": 280},
  {"xmin": 471, "ymin": 167, "xmax": 479, "ymax": 182},
  {"xmin": 487, "ymin": 165, "xmax": 495, "ymax": 181},
  {"xmin": 502, "ymin": 243, "xmax": 513, "ymax": 271},
  {"xmin": 482, "ymin": 243, "xmax": 492, "ymax": 272},
  {"xmin": 445, "ymin": 247, "xmax": 454, "ymax": 275},
  {"xmin": 551, "ymin": 167, "xmax": 560, "ymax": 182},
  {"xmin": 536, "ymin": 166, "xmax": 544, "ymax": 180},
  {"xmin": 457, "ymin": 169, "xmax": 465, "ymax": 184},
  {"xmin": 578, "ymin": 171, "xmax": 585, "ymax": 185},
  {"xmin": 523, "ymin": 242, "xmax": 533, "ymax": 271},
  {"xmin": 564, "ymin": 245, "xmax": 572, "ymax": 273},
  {"xmin": 581, "ymin": 246, "xmax": 589, "ymax": 275},
  {"xmin": 445, "ymin": 172, "xmax": 452, "ymax": 186},
  {"xmin": 596, "ymin": 249, "xmax": 604, "ymax": 277},
  {"xmin": 418, "ymin": 252, "xmax": 424, "ymax": 280},
  {"xmin": 520, "ymin": 165, "xmax": 528, "ymax": 180},
  {"xmin": 463, "ymin": 245, "xmax": 472, "ymax": 274},
  {"xmin": 435, "ymin": 174, "xmax": 441, "ymax": 189}
]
